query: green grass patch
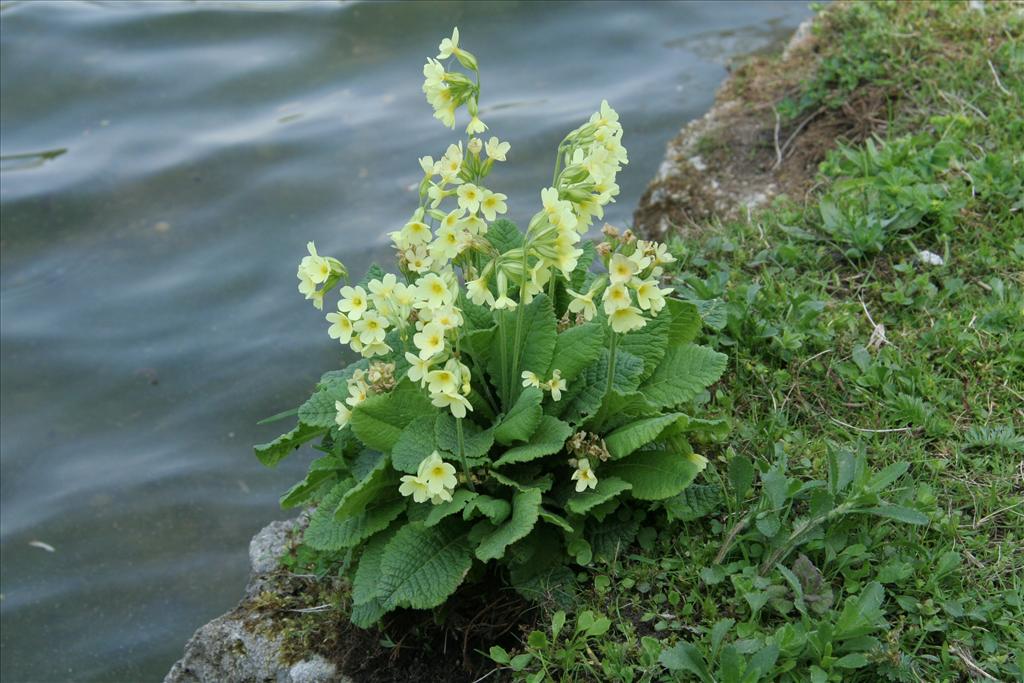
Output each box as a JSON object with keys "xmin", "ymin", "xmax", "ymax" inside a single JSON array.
[{"xmin": 500, "ymin": 2, "xmax": 1023, "ymax": 681}]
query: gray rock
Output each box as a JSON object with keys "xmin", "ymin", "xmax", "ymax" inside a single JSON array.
[{"xmin": 164, "ymin": 514, "xmax": 350, "ymax": 683}]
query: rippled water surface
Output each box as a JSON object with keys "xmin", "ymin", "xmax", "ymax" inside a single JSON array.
[{"xmin": 0, "ymin": 1, "xmax": 810, "ymax": 679}]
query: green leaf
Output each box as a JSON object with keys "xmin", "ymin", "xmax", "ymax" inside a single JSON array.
[
  {"xmin": 298, "ymin": 388, "xmax": 346, "ymax": 428},
  {"xmin": 863, "ymin": 504, "xmax": 929, "ymax": 525},
  {"xmin": 660, "ymin": 642, "xmax": 711, "ymax": 681},
  {"xmin": 349, "ymin": 379, "xmax": 435, "ymax": 452},
  {"xmin": 663, "ymin": 484, "xmax": 723, "ymax": 522},
  {"xmin": 464, "ymin": 495, "xmax": 512, "ymax": 525},
  {"xmin": 494, "ymin": 416, "xmax": 573, "ymax": 467},
  {"xmin": 463, "ymin": 326, "xmax": 496, "ymax": 369},
  {"xmin": 351, "ymin": 530, "xmax": 392, "ymax": 605},
  {"xmin": 604, "ymin": 449, "xmax": 707, "ymax": 500},
  {"xmin": 604, "ymin": 413, "xmax": 685, "ymax": 459},
  {"xmin": 560, "ymin": 349, "xmax": 645, "ymax": 425},
  {"xmin": 334, "ymin": 457, "xmax": 399, "ymax": 519},
  {"xmin": 549, "ymin": 321, "xmax": 605, "ymax": 381},
  {"xmin": 254, "ymin": 422, "xmax": 326, "ymax": 467},
  {"xmin": 485, "ymin": 218, "xmax": 523, "ymax": 254},
  {"xmin": 566, "ymin": 477, "xmax": 632, "ymax": 514},
  {"xmin": 666, "ymin": 298, "xmax": 702, "ymax": 345},
  {"xmin": 639, "ymin": 343, "xmax": 728, "ymax": 409},
  {"xmin": 499, "ymin": 294, "xmax": 557, "ymax": 403},
  {"xmin": 475, "ymin": 488, "xmax": 542, "ymax": 561},
  {"xmin": 305, "ymin": 478, "xmax": 404, "ymax": 551},
  {"xmin": 377, "ymin": 520, "xmax": 474, "ymax": 610},
  {"xmin": 728, "ymin": 456, "xmax": 755, "ymax": 504},
  {"xmin": 424, "ymin": 489, "xmax": 478, "ymax": 527},
  {"xmin": 494, "ymin": 387, "xmax": 544, "ymax": 445},
  {"xmin": 435, "ymin": 413, "xmax": 493, "ymax": 462},
  {"xmin": 279, "ymin": 455, "xmax": 342, "ymax": 509},
  {"xmin": 618, "ymin": 309, "xmax": 669, "ymax": 381},
  {"xmin": 538, "ymin": 509, "xmax": 574, "ymax": 533},
  {"xmin": 390, "ymin": 415, "xmax": 437, "ymax": 474}
]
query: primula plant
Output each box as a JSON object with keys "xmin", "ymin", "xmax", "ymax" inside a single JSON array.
[{"xmin": 258, "ymin": 28, "xmax": 728, "ymax": 628}]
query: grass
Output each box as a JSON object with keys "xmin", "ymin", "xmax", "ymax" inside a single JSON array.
[{"xmin": 498, "ymin": 2, "xmax": 1024, "ymax": 681}]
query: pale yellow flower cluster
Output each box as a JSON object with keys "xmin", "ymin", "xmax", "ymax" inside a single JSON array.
[
  {"xmin": 297, "ymin": 241, "xmax": 345, "ymax": 310},
  {"xmin": 332, "ymin": 367, "xmax": 376, "ymax": 429},
  {"xmin": 422, "ymin": 27, "xmax": 483, "ymax": 133},
  {"xmin": 567, "ymin": 238, "xmax": 677, "ymax": 333},
  {"xmin": 521, "ymin": 369, "xmax": 567, "ymax": 401},
  {"xmin": 399, "ymin": 451, "xmax": 459, "ymax": 504}
]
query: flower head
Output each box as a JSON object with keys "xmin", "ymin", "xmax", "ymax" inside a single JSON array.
[
  {"xmin": 571, "ymin": 458, "xmax": 598, "ymax": 492},
  {"xmin": 338, "ymin": 285, "xmax": 368, "ymax": 320},
  {"xmin": 417, "ymin": 451, "xmax": 458, "ymax": 495}
]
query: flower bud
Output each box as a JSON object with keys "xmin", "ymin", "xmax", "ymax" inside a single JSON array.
[{"xmin": 467, "ymin": 137, "xmax": 483, "ymax": 155}]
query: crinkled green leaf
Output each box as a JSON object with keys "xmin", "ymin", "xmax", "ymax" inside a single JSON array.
[
  {"xmin": 663, "ymin": 484, "xmax": 723, "ymax": 522},
  {"xmin": 424, "ymin": 489, "xmax": 478, "ymax": 527},
  {"xmin": 254, "ymin": 422, "xmax": 326, "ymax": 467},
  {"xmin": 485, "ymin": 218, "xmax": 524, "ymax": 254},
  {"xmin": 298, "ymin": 389, "xmax": 345, "ymax": 428},
  {"xmin": 604, "ymin": 448, "xmax": 707, "ymax": 501},
  {"xmin": 494, "ymin": 416, "xmax": 573, "ymax": 467},
  {"xmin": 604, "ymin": 413, "xmax": 685, "ymax": 459},
  {"xmin": 349, "ymin": 379, "xmax": 435, "ymax": 452},
  {"xmin": 351, "ymin": 530, "xmax": 393, "ymax": 605},
  {"xmin": 334, "ymin": 456, "xmax": 399, "ymax": 519},
  {"xmin": 279, "ymin": 455, "xmax": 342, "ymax": 509},
  {"xmin": 666, "ymin": 298, "xmax": 701, "ymax": 345},
  {"xmin": 475, "ymin": 488, "xmax": 542, "ymax": 561},
  {"xmin": 305, "ymin": 477, "xmax": 403, "ymax": 551},
  {"xmin": 435, "ymin": 413, "xmax": 493, "ymax": 462},
  {"xmin": 618, "ymin": 309, "xmax": 669, "ymax": 381},
  {"xmin": 566, "ymin": 477, "xmax": 633, "ymax": 515},
  {"xmin": 464, "ymin": 494, "xmax": 512, "ymax": 525},
  {"xmin": 377, "ymin": 520, "xmax": 474, "ymax": 611},
  {"xmin": 538, "ymin": 509, "xmax": 574, "ymax": 532},
  {"xmin": 639, "ymin": 343, "xmax": 727, "ymax": 409},
  {"xmin": 390, "ymin": 415, "xmax": 437, "ymax": 474},
  {"xmin": 549, "ymin": 321, "xmax": 605, "ymax": 381},
  {"xmin": 494, "ymin": 387, "xmax": 544, "ymax": 445}
]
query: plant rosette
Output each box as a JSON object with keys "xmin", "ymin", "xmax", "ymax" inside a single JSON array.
[{"xmin": 257, "ymin": 27, "xmax": 728, "ymax": 628}]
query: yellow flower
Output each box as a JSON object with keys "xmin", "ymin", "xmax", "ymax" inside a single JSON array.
[
  {"xmin": 353, "ymin": 310, "xmax": 389, "ymax": 345},
  {"xmin": 466, "ymin": 115, "xmax": 487, "ymax": 135},
  {"xmin": 571, "ymin": 458, "xmax": 598, "ymax": 492},
  {"xmin": 338, "ymin": 285, "xmax": 368, "ymax": 320},
  {"xmin": 359, "ymin": 340, "xmax": 392, "ymax": 358},
  {"xmin": 466, "ymin": 276, "xmax": 495, "ymax": 307},
  {"xmin": 405, "ymin": 352, "xmax": 433, "ymax": 387},
  {"xmin": 602, "ymin": 282, "xmax": 632, "ymax": 314},
  {"xmin": 415, "ymin": 273, "xmax": 454, "ymax": 309},
  {"xmin": 413, "ymin": 321, "xmax": 446, "ymax": 360},
  {"xmin": 326, "ymin": 310, "xmax": 353, "ymax": 344},
  {"xmin": 479, "ymin": 189, "xmax": 508, "ymax": 221},
  {"xmin": 609, "ymin": 306, "xmax": 646, "ymax": 334},
  {"xmin": 404, "ymin": 246, "xmax": 433, "ymax": 274},
  {"xmin": 545, "ymin": 369, "xmax": 566, "ymax": 402},
  {"xmin": 299, "ymin": 241, "xmax": 332, "ymax": 285},
  {"xmin": 632, "ymin": 278, "xmax": 670, "ymax": 314},
  {"xmin": 417, "ymin": 451, "xmax": 458, "ymax": 495},
  {"xmin": 567, "ymin": 287, "xmax": 597, "ymax": 321},
  {"xmin": 334, "ymin": 401, "xmax": 351, "ymax": 428},
  {"xmin": 437, "ymin": 27, "xmax": 460, "ymax": 60},
  {"xmin": 456, "ymin": 183, "xmax": 482, "ymax": 213},
  {"xmin": 485, "ymin": 136, "xmax": 510, "ymax": 162},
  {"xmin": 427, "ymin": 367, "xmax": 459, "ymax": 395},
  {"xmin": 368, "ymin": 273, "xmax": 398, "ymax": 305},
  {"xmin": 431, "ymin": 389, "xmax": 472, "ymax": 418},
  {"xmin": 608, "ymin": 253, "xmax": 637, "ymax": 284},
  {"xmin": 521, "ymin": 370, "xmax": 542, "ymax": 388},
  {"xmin": 399, "ymin": 475, "xmax": 431, "ymax": 503},
  {"xmin": 345, "ymin": 381, "xmax": 368, "ymax": 408}
]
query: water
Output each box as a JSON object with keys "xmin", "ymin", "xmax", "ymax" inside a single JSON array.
[{"xmin": 0, "ymin": 2, "xmax": 811, "ymax": 679}]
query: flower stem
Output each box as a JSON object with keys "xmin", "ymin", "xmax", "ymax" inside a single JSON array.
[
  {"xmin": 455, "ymin": 417, "xmax": 476, "ymax": 492},
  {"xmin": 508, "ymin": 247, "xmax": 531, "ymax": 403},
  {"xmin": 606, "ymin": 331, "xmax": 619, "ymax": 396}
]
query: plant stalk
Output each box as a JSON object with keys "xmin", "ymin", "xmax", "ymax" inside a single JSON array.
[{"xmin": 455, "ymin": 417, "xmax": 476, "ymax": 492}]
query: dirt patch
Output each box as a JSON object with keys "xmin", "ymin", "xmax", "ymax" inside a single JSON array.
[
  {"xmin": 247, "ymin": 561, "xmax": 539, "ymax": 683},
  {"xmin": 633, "ymin": 9, "xmax": 896, "ymax": 240}
]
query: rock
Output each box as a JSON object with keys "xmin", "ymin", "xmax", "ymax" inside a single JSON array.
[
  {"xmin": 633, "ymin": 17, "xmax": 820, "ymax": 239},
  {"xmin": 164, "ymin": 514, "xmax": 350, "ymax": 683}
]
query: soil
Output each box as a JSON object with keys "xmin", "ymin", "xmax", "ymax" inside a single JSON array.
[
  {"xmin": 246, "ymin": 562, "xmax": 540, "ymax": 683},
  {"xmin": 632, "ymin": 11, "xmax": 896, "ymax": 240}
]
